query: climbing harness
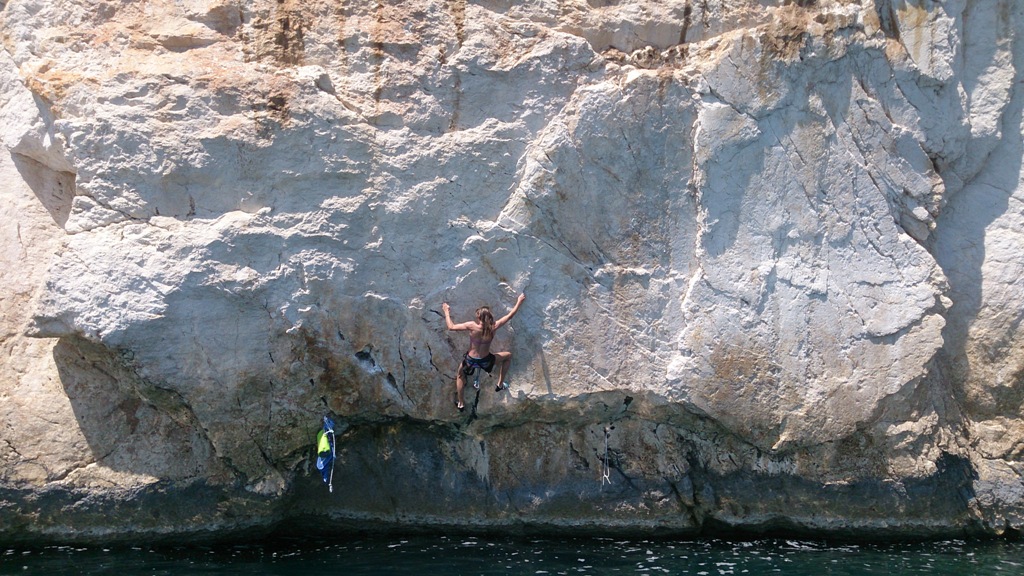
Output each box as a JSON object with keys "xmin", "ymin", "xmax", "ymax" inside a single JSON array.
[{"xmin": 316, "ymin": 415, "xmax": 337, "ymax": 493}]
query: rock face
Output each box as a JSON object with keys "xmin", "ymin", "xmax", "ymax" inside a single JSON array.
[{"xmin": 2, "ymin": 0, "xmax": 1024, "ymax": 542}]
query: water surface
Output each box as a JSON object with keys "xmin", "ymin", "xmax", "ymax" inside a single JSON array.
[{"xmin": 4, "ymin": 535, "xmax": 1023, "ymax": 575}]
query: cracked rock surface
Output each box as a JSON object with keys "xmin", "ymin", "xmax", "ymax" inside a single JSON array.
[{"xmin": 1, "ymin": 0, "xmax": 1024, "ymax": 541}]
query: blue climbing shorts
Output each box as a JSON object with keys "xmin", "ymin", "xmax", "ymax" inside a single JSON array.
[{"xmin": 461, "ymin": 353, "xmax": 496, "ymax": 376}]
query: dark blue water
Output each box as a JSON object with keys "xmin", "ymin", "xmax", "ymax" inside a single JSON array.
[{"xmin": 4, "ymin": 535, "xmax": 1023, "ymax": 575}]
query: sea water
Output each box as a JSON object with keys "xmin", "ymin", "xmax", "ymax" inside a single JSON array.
[{"xmin": 4, "ymin": 535, "xmax": 1024, "ymax": 575}]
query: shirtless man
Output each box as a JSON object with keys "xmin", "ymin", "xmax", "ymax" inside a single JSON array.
[{"xmin": 443, "ymin": 293, "xmax": 526, "ymax": 411}]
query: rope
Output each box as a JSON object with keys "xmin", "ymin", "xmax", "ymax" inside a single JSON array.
[
  {"xmin": 327, "ymin": 428, "xmax": 336, "ymax": 493},
  {"xmin": 601, "ymin": 426, "xmax": 611, "ymax": 485},
  {"xmin": 322, "ymin": 415, "xmax": 337, "ymax": 494}
]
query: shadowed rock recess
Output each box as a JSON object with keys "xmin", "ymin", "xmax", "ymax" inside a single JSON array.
[{"xmin": 2, "ymin": 0, "xmax": 1024, "ymax": 543}]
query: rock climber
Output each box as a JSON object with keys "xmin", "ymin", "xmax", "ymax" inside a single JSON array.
[{"xmin": 442, "ymin": 293, "xmax": 526, "ymax": 411}]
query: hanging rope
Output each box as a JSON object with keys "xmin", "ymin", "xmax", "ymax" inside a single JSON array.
[
  {"xmin": 327, "ymin": 420, "xmax": 336, "ymax": 493},
  {"xmin": 317, "ymin": 415, "xmax": 337, "ymax": 494},
  {"xmin": 601, "ymin": 426, "xmax": 612, "ymax": 485}
]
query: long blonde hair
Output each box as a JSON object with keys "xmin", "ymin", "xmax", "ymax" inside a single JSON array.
[{"xmin": 476, "ymin": 306, "xmax": 495, "ymax": 340}]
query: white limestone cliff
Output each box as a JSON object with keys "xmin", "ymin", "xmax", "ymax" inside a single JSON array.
[{"xmin": 2, "ymin": 0, "xmax": 1023, "ymax": 540}]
